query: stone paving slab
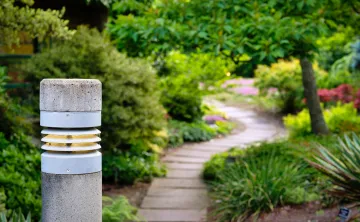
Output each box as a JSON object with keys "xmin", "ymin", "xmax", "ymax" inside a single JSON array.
[
  {"xmin": 151, "ymin": 178, "xmax": 206, "ymax": 188},
  {"xmin": 165, "ymin": 162, "xmax": 204, "ymax": 170},
  {"xmin": 163, "ymin": 156, "xmax": 208, "ymax": 163},
  {"xmin": 166, "ymin": 169, "xmax": 202, "ymax": 178},
  {"xmin": 171, "ymin": 150, "xmax": 217, "ymax": 158},
  {"xmin": 147, "ymin": 187, "xmax": 207, "ymax": 197},
  {"xmin": 138, "ymin": 209, "xmax": 206, "ymax": 222},
  {"xmin": 141, "ymin": 195, "xmax": 208, "ymax": 209},
  {"xmin": 182, "ymin": 145, "xmax": 230, "ymax": 152}
]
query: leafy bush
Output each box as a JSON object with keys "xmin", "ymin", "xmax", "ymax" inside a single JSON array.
[
  {"xmin": 102, "ymin": 196, "xmax": 139, "ymax": 222},
  {"xmin": 316, "ymin": 69, "xmax": 352, "ymax": 89},
  {"xmin": 21, "ymin": 27, "xmax": 166, "ymax": 152},
  {"xmin": 103, "ymin": 150, "xmax": 166, "ymax": 184},
  {"xmin": 0, "ymin": 133, "xmax": 41, "ymax": 220},
  {"xmin": 162, "ymin": 51, "xmax": 234, "ymax": 87},
  {"xmin": 255, "ymin": 59, "xmax": 339, "ymax": 113},
  {"xmin": 168, "ymin": 120, "xmax": 216, "ymax": 144},
  {"xmin": 204, "ymin": 138, "xmax": 338, "ymax": 221},
  {"xmin": 206, "ymin": 142, "xmax": 318, "ymax": 221},
  {"xmin": 316, "ymin": 27, "xmax": 355, "ymax": 71},
  {"xmin": 0, "ymin": 67, "xmax": 32, "ymax": 138},
  {"xmin": 160, "ymin": 75, "xmax": 203, "ymax": 122},
  {"xmin": 284, "ymin": 103, "xmax": 360, "ymax": 138},
  {"xmin": 159, "ymin": 51, "xmax": 234, "ymax": 122},
  {"xmin": 255, "ymin": 60, "xmax": 305, "ymax": 113}
]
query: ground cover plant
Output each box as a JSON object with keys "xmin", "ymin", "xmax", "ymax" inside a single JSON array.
[
  {"xmin": 102, "ymin": 196, "xmax": 139, "ymax": 222},
  {"xmin": 203, "ymin": 136, "xmax": 340, "ymax": 221}
]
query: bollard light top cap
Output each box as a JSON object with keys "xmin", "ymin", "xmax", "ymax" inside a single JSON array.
[{"xmin": 40, "ymin": 79, "xmax": 102, "ymax": 112}]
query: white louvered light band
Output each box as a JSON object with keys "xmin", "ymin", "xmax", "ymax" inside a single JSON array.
[{"xmin": 41, "ymin": 128, "xmax": 101, "ymax": 152}]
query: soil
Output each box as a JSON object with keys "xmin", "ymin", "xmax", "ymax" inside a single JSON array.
[
  {"xmin": 208, "ymin": 202, "xmax": 359, "ymax": 222},
  {"xmin": 102, "ymin": 182, "xmax": 150, "ymax": 207}
]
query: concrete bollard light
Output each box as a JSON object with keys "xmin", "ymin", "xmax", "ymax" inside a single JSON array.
[{"xmin": 40, "ymin": 79, "xmax": 102, "ymax": 222}]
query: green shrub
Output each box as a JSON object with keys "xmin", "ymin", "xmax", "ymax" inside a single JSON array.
[
  {"xmin": 255, "ymin": 59, "xmax": 330, "ymax": 113},
  {"xmin": 0, "ymin": 133, "xmax": 41, "ymax": 220},
  {"xmin": 160, "ymin": 75, "xmax": 203, "ymax": 122},
  {"xmin": 209, "ymin": 152, "xmax": 308, "ymax": 221},
  {"xmin": 204, "ymin": 139, "xmax": 335, "ymax": 221},
  {"xmin": 102, "ymin": 196, "xmax": 139, "ymax": 222},
  {"xmin": 284, "ymin": 103, "xmax": 360, "ymax": 138},
  {"xmin": 0, "ymin": 67, "xmax": 32, "ymax": 138},
  {"xmin": 203, "ymin": 148, "xmax": 244, "ymax": 180},
  {"xmin": 168, "ymin": 120, "xmax": 216, "ymax": 143},
  {"xmin": 103, "ymin": 150, "xmax": 166, "ymax": 184},
  {"xmin": 162, "ymin": 51, "xmax": 234, "ymax": 87},
  {"xmin": 255, "ymin": 60, "xmax": 304, "ymax": 113},
  {"xmin": 159, "ymin": 51, "xmax": 234, "ymax": 122},
  {"xmin": 316, "ymin": 27, "xmax": 355, "ymax": 71},
  {"xmin": 21, "ymin": 27, "xmax": 166, "ymax": 152}
]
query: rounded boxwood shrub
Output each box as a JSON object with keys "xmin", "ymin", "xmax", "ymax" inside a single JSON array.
[{"xmin": 21, "ymin": 27, "xmax": 166, "ymax": 151}]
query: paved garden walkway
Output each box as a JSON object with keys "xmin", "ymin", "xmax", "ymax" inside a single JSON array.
[{"xmin": 138, "ymin": 101, "xmax": 286, "ymax": 222}]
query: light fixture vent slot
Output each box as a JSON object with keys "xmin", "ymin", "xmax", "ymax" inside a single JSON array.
[{"xmin": 41, "ymin": 128, "xmax": 101, "ymax": 152}]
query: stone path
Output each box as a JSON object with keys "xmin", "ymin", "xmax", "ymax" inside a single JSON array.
[{"xmin": 138, "ymin": 101, "xmax": 286, "ymax": 222}]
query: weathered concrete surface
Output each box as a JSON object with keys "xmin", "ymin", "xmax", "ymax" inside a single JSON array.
[
  {"xmin": 171, "ymin": 150, "xmax": 216, "ymax": 158},
  {"xmin": 138, "ymin": 209, "xmax": 206, "ymax": 222},
  {"xmin": 166, "ymin": 169, "xmax": 202, "ymax": 178},
  {"xmin": 151, "ymin": 178, "xmax": 206, "ymax": 188},
  {"xmin": 147, "ymin": 187, "xmax": 207, "ymax": 197},
  {"xmin": 42, "ymin": 172, "xmax": 102, "ymax": 222},
  {"xmin": 141, "ymin": 195, "xmax": 208, "ymax": 209},
  {"xmin": 40, "ymin": 79, "xmax": 102, "ymax": 112},
  {"xmin": 165, "ymin": 162, "xmax": 204, "ymax": 170},
  {"xmin": 163, "ymin": 156, "xmax": 208, "ymax": 163}
]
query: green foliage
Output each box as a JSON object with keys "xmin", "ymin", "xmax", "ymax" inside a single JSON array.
[
  {"xmin": 316, "ymin": 27, "xmax": 356, "ymax": 71},
  {"xmin": 161, "ymin": 51, "xmax": 234, "ymax": 87},
  {"xmin": 316, "ymin": 68, "xmax": 352, "ymax": 89},
  {"xmin": 0, "ymin": 209, "xmax": 31, "ymax": 222},
  {"xmin": 0, "ymin": 67, "xmax": 32, "ymax": 138},
  {"xmin": 108, "ymin": 0, "xmax": 359, "ymax": 69},
  {"xmin": 284, "ymin": 103, "xmax": 360, "ymax": 138},
  {"xmin": 0, "ymin": 133, "xmax": 41, "ymax": 220},
  {"xmin": 310, "ymin": 133, "xmax": 360, "ymax": 202},
  {"xmin": 22, "ymin": 27, "xmax": 166, "ymax": 152},
  {"xmin": 204, "ymin": 138, "xmax": 339, "ymax": 221},
  {"xmin": 168, "ymin": 120, "xmax": 216, "ymax": 144},
  {"xmin": 203, "ymin": 148, "xmax": 244, "ymax": 181},
  {"xmin": 207, "ymin": 144, "xmax": 311, "ymax": 221},
  {"xmin": 160, "ymin": 75, "xmax": 203, "ymax": 122},
  {"xmin": 255, "ymin": 60, "xmax": 304, "ymax": 113},
  {"xmin": 103, "ymin": 150, "xmax": 166, "ymax": 184},
  {"xmin": 102, "ymin": 196, "xmax": 139, "ymax": 222},
  {"xmin": 0, "ymin": 0, "xmax": 73, "ymax": 46},
  {"xmin": 159, "ymin": 52, "xmax": 233, "ymax": 122}
]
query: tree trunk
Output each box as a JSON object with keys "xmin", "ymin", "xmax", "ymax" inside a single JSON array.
[{"xmin": 300, "ymin": 57, "xmax": 329, "ymax": 135}]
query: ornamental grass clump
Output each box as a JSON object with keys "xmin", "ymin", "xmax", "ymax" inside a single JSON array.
[{"xmin": 310, "ymin": 133, "xmax": 360, "ymax": 203}]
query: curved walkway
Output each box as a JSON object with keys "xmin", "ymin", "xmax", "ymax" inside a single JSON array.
[{"xmin": 139, "ymin": 101, "xmax": 285, "ymax": 222}]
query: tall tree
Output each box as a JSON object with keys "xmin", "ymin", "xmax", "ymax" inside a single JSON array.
[
  {"xmin": 0, "ymin": 0, "xmax": 73, "ymax": 46},
  {"xmin": 109, "ymin": 0, "xmax": 360, "ymax": 135}
]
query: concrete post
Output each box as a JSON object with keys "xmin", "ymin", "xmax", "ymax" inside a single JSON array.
[{"xmin": 40, "ymin": 79, "xmax": 102, "ymax": 222}]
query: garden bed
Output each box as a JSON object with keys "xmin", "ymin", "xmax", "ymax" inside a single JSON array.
[
  {"xmin": 208, "ymin": 202, "xmax": 358, "ymax": 222},
  {"xmin": 103, "ymin": 182, "xmax": 150, "ymax": 208}
]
